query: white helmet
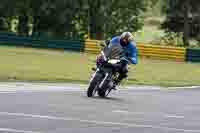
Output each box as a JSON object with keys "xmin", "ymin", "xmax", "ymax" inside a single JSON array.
[{"xmin": 120, "ymin": 32, "xmax": 134, "ymax": 42}]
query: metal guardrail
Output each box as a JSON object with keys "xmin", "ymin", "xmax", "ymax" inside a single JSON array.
[
  {"xmin": 84, "ymin": 40, "xmax": 186, "ymax": 62},
  {"xmin": 0, "ymin": 35, "xmax": 84, "ymax": 52},
  {"xmin": 1, "ymin": 36, "xmax": 199, "ymax": 63},
  {"xmin": 186, "ymin": 48, "xmax": 200, "ymax": 62},
  {"xmin": 137, "ymin": 44, "xmax": 186, "ymax": 62}
]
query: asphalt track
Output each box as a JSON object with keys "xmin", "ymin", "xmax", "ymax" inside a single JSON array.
[{"xmin": 0, "ymin": 82, "xmax": 199, "ymax": 133}]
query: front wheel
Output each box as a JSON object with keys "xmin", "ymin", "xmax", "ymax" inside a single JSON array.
[{"xmin": 87, "ymin": 72, "xmax": 102, "ymax": 97}]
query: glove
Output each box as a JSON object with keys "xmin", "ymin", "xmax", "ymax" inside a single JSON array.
[
  {"xmin": 120, "ymin": 57, "xmax": 129, "ymax": 66},
  {"xmin": 120, "ymin": 57, "xmax": 129, "ymax": 62}
]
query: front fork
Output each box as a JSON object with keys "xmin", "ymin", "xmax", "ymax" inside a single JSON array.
[
  {"xmin": 89, "ymin": 68, "xmax": 99, "ymax": 83},
  {"xmin": 99, "ymin": 73, "xmax": 109, "ymax": 88},
  {"xmin": 90, "ymin": 69, "xmax": 113, "ymax": 90}
]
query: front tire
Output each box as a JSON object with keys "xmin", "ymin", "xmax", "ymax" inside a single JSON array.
[{"xmin": 87, "ymin": 72, "xmax": 102, "ymax": 97}]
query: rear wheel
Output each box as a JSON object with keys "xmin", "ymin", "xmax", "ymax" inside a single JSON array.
[
  {"xmin": 98, "ymin": 89, "xmax": 106, "ymax": 97},
  {"xmin": 87, "ymin": 72, "xmax": 102, "ymax": 97},
  {"xmin": 98, "ymin": 88, "xmax": 111, "ymax": 98},
  {"xmin": 98, "ymin": 80, "xmax": 112, "ymax": 98}
]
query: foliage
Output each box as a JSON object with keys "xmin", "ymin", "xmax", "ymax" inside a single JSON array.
[
  {"xmin": 162, "ymin": 0, "xmax": 200, "ymax": 46},
  {"xmin": 0, "ymin": 0, "xmax": 149, "ymax": 40}
]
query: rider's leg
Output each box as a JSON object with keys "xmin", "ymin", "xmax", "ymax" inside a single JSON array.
[
  {"xmin": 116, "ymin": 65, "xmax": 128, "ymax": 84},
  {"xmin": 113, "ymin": 64, "xmax": 128, "ymax": 90}
]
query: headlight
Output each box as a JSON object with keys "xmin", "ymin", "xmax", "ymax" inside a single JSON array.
[{"xmin": 108, "ymin": 59, "xmax": 120, "ymax": 64}]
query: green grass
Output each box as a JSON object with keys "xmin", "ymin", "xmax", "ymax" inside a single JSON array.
[{"xmin": 0, "ymin": 45, "xmax": 200, "ymax": 87}]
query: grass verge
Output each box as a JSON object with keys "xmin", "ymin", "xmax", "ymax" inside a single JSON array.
[{"xmin": 0, "ymin": 45, "xmax": 199, "ymax": 87}]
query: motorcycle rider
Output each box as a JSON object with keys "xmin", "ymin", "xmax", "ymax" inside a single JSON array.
[{"xmin": 97, "ymin": 32, "xmax": 138, "ymax": 90}]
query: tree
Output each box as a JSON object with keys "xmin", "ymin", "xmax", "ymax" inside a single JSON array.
[
  {"xmin": 162, "ymin": 0, "xmax": 200, "ymax": 46},
  {"xmin": 30, "ymin": 0, "xmax": 87, "ymax": 39},
  {"xmin": 15, "ymin": 0, "xmax": 31, "ymax": 36},
  {"xmin": 30, "ymin": 0, "xmax": 57, "ymax": 37},
  {"xmin": 86, "ymin": 0, "xmax": 147, "ymax": 40},
  {"xmin": 0, "ymin": 0, "xmax": 148, "ymax": 40},
  {"xmin": 104, "ymin": 0, "xmax": 146, "ymax": 39},
  {"xmin": 0, "ymin": 0, "xmax": 15, "ymax": 32}
]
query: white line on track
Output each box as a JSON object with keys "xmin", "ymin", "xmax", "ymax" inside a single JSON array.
[
  {"xmin": 0, "ymin": 89, "xmax": 85, "ymax": 93},
  {"xmin": 0, "ymin": 112, "xmax": 198, "ymax": 133},
  {"xmin": 0, "ymin": 87, "xmax": 157, "ymax": 94},
  {"xmin": 164, "ymin": 115, "xmax": 185, "ymax": 119},
  {"xmin": 0, "ymin": 82, "xmax": 164, "ymax": 93},
  {"xmin": 112, "ymin": 110, "xmax": 145, "ymax": 115},
  {"xmin": 0, "ymin": 128, "xmax": 42, "ymax": 133},
  {"xmin": 113, "ymin": 110, "xmax": 185, "ymax": 119},
  {"xmin": 168, "ymin": 86, "xmax": 200, "ymax": 89}
]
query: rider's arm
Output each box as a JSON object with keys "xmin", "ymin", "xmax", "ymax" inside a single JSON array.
[{"xmin": 128, "ymin": 42, "xmax": 138, "ymax": 65}]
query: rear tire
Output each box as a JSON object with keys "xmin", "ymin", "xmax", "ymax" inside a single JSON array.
[
  {"xmin": 98, "ymin": 80, "xmax": 112, "ymax": 98},
  {"xmin": 98, "ymin": 88, "xmax": 111, "ymax": 98},
  {"xmin": 98, "ymin": 90, "xmax": 106, "ymax": 97},
  {"xmin": 87, "ymin": 72, "xmax": 102, "ymax": 97}
]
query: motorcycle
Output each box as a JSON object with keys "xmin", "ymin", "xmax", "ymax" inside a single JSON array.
[{"xmin": 87, "ymin": 41, "xmax": 129, "ymax": 98}]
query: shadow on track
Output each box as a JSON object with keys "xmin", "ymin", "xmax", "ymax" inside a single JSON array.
[{"xmin": 85, "ymin": 96, "xmax": 126, "ymax": 102}]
